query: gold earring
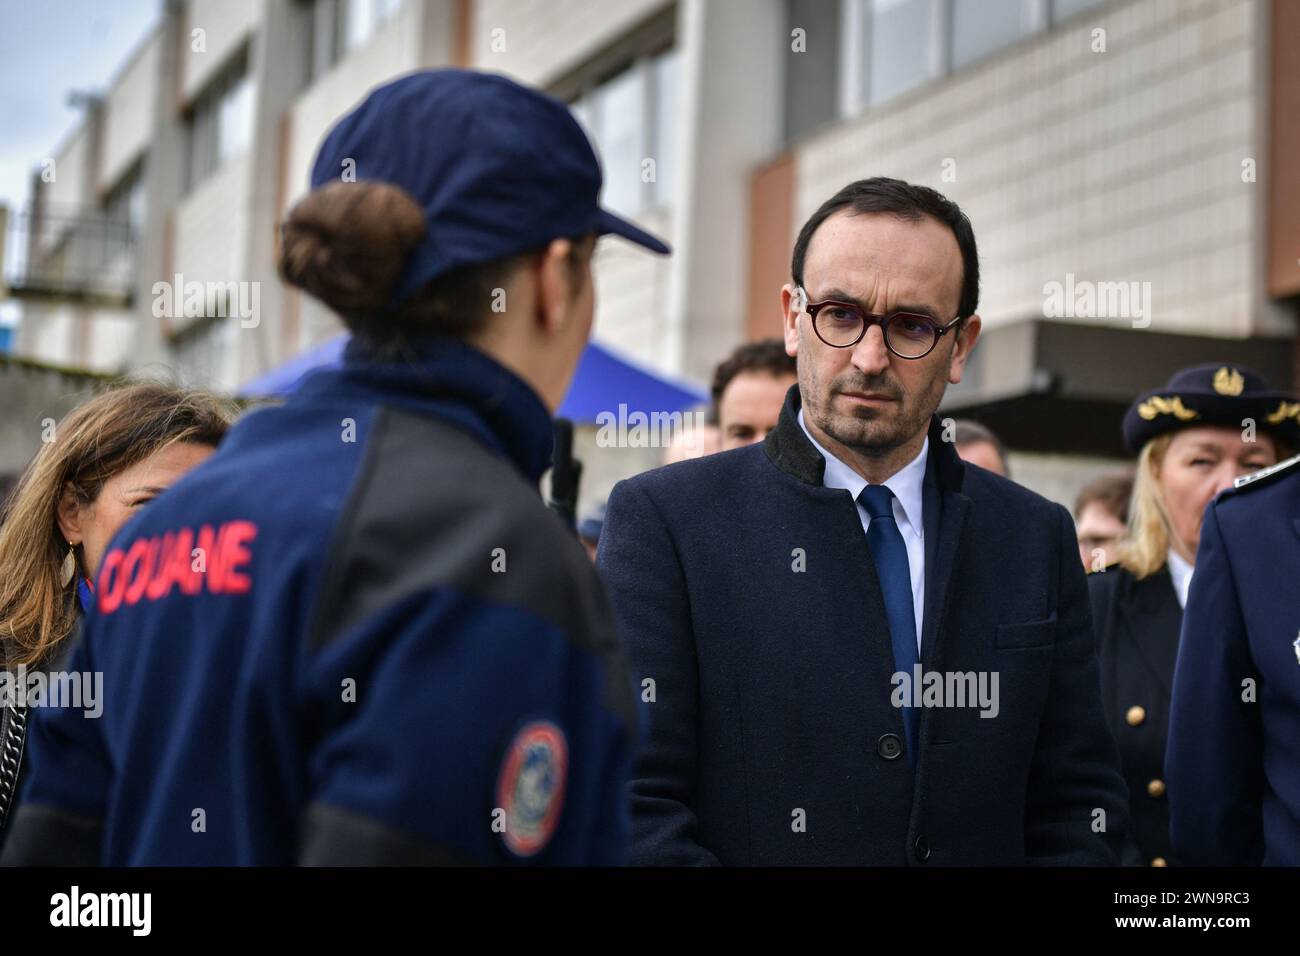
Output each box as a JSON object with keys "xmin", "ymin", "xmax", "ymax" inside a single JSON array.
[{"xmin": 60, "ymin": 543, "xmax": 77, "ymax": 587}]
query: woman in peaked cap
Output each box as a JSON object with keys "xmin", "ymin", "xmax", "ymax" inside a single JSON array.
[{"xmin": 1087, "ymin": 362, "xmax": 1298, "ymax": 866}]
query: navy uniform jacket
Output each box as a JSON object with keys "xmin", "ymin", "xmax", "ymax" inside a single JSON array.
[
  {"xmin": 598, "ymin": 386, "xmax": 1128, "ymax": 865},
  {"xmin": 1167, "ymin": 454, "xmax": 1300, "ymax": 865},
  {"xmin": 1088, "ymin": 566, "xmax": 1181, "ymax": 866},
  {"xmin": 1, "ymin": 338, "xmax": 637, "ymax": 866}
]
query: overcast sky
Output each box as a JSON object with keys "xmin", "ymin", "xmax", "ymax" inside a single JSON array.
[{"xmin": 0, "ymin": 0, "xmax": 161, "ymax": 213}]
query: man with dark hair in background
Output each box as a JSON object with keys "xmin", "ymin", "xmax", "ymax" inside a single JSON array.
[
  {"xmin": 953, "ymin": 419, "xmax": 1011, "ymax": 478},
  {"xmin": 599, "ymin": 176, "xmax": 1127, "ymax": 866},
  {"xmin": 1074, "ymin": 471, "xmax": 1133, "ymax": 572},
  {"xmin": 711, "ymin": 339, "xmax": 798, "ymax": 451}
]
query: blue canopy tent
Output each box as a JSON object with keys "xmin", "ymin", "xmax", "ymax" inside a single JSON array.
[{"xmin": 237, "ymin": 335, "xmax": 708, "ymax": 423}]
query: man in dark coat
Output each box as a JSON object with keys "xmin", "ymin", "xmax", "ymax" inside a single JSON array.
[
  {"xmin": 598, "ymin": 177, "xmax": 1128, "ymax": 866},
  {"xmin": 1167, "ymin": 453, "xmax": 1300, "ymax": 865}
]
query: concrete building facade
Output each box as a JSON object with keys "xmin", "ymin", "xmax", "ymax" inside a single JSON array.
[{"xmin": 5, "ymin": 0, "xmax": 1298, "ymax": 508}]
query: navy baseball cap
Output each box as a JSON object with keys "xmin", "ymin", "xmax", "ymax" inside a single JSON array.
[{"xmin": 309, "ymin": 69, "xmax": 671, "ymax": 306}]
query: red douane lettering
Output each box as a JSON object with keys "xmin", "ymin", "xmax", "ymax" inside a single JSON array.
[
  {"xmin": 97, "ymin": 549, "xmax": 126, "ymax": 614},
  {"xmin": 121, "ymin": 539, "xmax": 156, "ymax": 607},
  {"xmin": 217, "ymin": 521, "xmax": 257, "ymax": 594}
]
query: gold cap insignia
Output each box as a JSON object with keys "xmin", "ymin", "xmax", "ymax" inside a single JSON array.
[
  {"xmin": 1213, "ymin": 366, "xmax": 1245, "ymax": 396},
  {"xmin": 1137, "ymin": 396, "xmax": 1199, "ymax": 422},
  {"xmin": 1266, "ymin": 401, "xmax": 1300, "ymax": 425}
]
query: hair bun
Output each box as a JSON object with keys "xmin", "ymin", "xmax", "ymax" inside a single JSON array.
[{"xmin": 278, "ymin": 181, "xmax": 427, "ymax": 314}]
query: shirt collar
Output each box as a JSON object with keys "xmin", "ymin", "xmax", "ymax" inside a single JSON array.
[
  {"xmin": 798, "ymin": 408, "xmax": 927, "ymax": 540},
  {"xmin": 1166, "ymin": 547, "xmax": 1194, "ymax": 609}
]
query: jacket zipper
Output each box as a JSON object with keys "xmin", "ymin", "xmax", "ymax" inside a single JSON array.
[{"xmin": 0, "ymin": 704, "xmax": 28, "ymax": 832}]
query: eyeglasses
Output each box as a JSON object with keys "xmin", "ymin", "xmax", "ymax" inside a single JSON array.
[{"xmin": 793, "ymin": 286, "xmax": 962, "ymax": 359}]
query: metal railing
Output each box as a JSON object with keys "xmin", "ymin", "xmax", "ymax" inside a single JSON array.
[{"xmin": 0, "ymin": 203, "xmax": 136, "ymax": 308}]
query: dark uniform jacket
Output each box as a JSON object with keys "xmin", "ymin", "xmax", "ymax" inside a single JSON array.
[
  {"xmin": 1167, "ymin": 454, "xmax": 1300, "ymax": 865},
  {"xmin": 598, "ymin": 386, "xmax": 1129, "ymax": 866},
  {"xmin": 1088, "ymin": 565, "xmax": 1181, "ymax": 866},
  {"xmin": 1, "ymin": 337, "xmax": 637, "ymax": 866}
]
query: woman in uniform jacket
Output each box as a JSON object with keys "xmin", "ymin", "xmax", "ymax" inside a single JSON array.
[
  {"xmin": 0, "ymin": 383, "xmax": 231, "ymax": 848},
  {"xmin": 1, "ymin": 70, "xmax": 670, "ymax": 867},
  {"xmin": 1088, "ymin": 363, "xmax": 1298, "ymax": 866}
]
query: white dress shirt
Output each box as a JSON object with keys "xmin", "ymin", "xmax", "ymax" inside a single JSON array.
[
  {"xmin": 1166, "ymin": 547, "xmax": 1194, "ymax": 610},
  {"xmin": 799, "ymin": 409, "xmax": 927, "ymax": 652}
]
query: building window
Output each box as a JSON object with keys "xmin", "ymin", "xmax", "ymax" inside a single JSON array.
[
  {"xmin": 103, "ymin": 162, "xmax": 147, "ymax": 244},
  {"xmin": 783, "ymin": 0, "xmax": 842, "ymax": 142},
  {"xmin": 344, "ymin": 0, "xmax": 403, "ymax": 51},
  {"xmin": 866, "ymin": 0, "xmax": 940, "ymax": 105},
  {"xmin": 789, "ymin": 0, "xmax": 1108, "ymax": 133},
  {"xmin": 1051, "ymin": 0, "xmax": 1105, "ymax": 23},
  {"xmin": 308, "ymin": 0, "xmax": 404, "ymax": 81},
  {"xmin": 571, "ymin": 46, "xmax": 679, "ymax": 218},
  {"xmin": 650, "ymin": 48, "xmax": 679, "ymax": 209},
  {"xmin": 950, "ymin": 0, "xmax": 1039, "ymax": 70},
  {"xmin": 186, "ymin": 52, "xmax": 254, "ymax": 191},
  {"xmin": 592, "ymin": 67, "xmax": 643, "ymax": 218}
]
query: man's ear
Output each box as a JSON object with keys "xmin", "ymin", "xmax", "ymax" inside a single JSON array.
[
  {"xmin": 780, "ymin": 283, "xmax": 800, "ymax": 358},
  {"xmin": 535, "ymin": 237, "xmax": 580, "ymax": 336},
  {"xmin": 948, "ymin": 314, "xmax": 982, "ymax": 385},
  {"xmin": 55, "ymin": 482, "xmax": 84, "ymax": 546}
]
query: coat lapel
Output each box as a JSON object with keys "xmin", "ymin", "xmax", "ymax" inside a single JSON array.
[
  {"xmin": 919, "ymin": 417, "xmax": 970, "ymax": 669},
  {"xmin": 1119, "ymin": 568, "xmax": 1183, "ymax": 697}
]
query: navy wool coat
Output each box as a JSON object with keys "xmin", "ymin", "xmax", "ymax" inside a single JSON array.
[{"xmin": 598, "ymin": 386, "xmax": 1129, "ymax": 866}]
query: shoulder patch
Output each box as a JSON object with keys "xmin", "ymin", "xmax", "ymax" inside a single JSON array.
[
  {"xmin": 1231, "ymin": 453, "xmax": 1300, "ymax": 492},
  {"xmin": 495, "ymin": 720, "xmax": 567, "ymax": 858}
]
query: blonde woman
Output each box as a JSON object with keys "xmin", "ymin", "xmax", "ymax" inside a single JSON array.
[
  {"xmin": 0, "ymin": 382, "xmax": 233, "ymax": 843},
  {"xmin": 1087, "ymin": 363, "xmax": 1298, "ymax": 867}
]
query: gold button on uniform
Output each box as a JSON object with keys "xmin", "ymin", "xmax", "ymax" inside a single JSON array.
[
  {"xmin": 1126, "ymin": 705, "xmax": 1146, "ymax": 726},
  {"xmin": 1148, "ymin": 779, "xmax": 1166, "ymax": 798},
  {"xmin": 1151, "ymin": 857, "xmax": 1167, "ymax": 867}
]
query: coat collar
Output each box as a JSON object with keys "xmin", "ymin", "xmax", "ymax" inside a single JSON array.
[
  {"xmin": 297, "ymin": 335, "xmax": 555, "ymax": 484},
  {"xmin": 763, "ymin": 384, "xmax": 967, "ymax": 494}
]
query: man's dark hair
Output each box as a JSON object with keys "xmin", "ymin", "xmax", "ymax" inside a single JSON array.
[
  {"xmin": 1074, "ymin": 470, "xmax": 1135, "ymax": 523},
  {"xmin": 791, "ymin": 177, "xmax": 980, "ymax": 321},
  {"xmin": 711, "ymin": 338, "xmax": 798, "ymax": 408}
]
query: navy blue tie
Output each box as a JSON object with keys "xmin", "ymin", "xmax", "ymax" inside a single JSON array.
[{"xmin": 858, "ymin": 484, "xmax": 919, "ymax": 761}]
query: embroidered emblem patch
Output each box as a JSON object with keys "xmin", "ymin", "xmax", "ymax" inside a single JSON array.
[{"xmin": 496, "ymin": 720, "xmax": 568, "ymax": 857}]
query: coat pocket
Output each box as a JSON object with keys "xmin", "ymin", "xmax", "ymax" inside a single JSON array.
[{"xmin": 995, "ymin": 614, "xmax": 1057, "ymax": 649}]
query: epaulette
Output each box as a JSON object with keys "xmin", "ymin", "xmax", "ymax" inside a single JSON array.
[{"xmin": 1230, "ymin": 452, "xmax": 1300, "ymax": 493}]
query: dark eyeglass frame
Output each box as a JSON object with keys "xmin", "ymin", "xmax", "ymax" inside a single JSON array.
[{"xmin": 794, "ymin": 285, "xmax": 963, "ymax": 360}]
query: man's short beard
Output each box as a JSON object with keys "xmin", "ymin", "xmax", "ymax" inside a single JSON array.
[
  {"xmin": 800, "ymin": 363, "xmax": 943, "ymax": 457},
  {"xmin": 821, "ymin": 403, "xmax": 921, "ymax": 454}
]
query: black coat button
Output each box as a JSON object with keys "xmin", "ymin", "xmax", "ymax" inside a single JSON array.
[
  {"xmin": 914, "ymin": 834, "xmax": 931, "ymax": 862},
  {"xmin": 877, "ymin": 733, "xmax": 903, "ymax": 760}
]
